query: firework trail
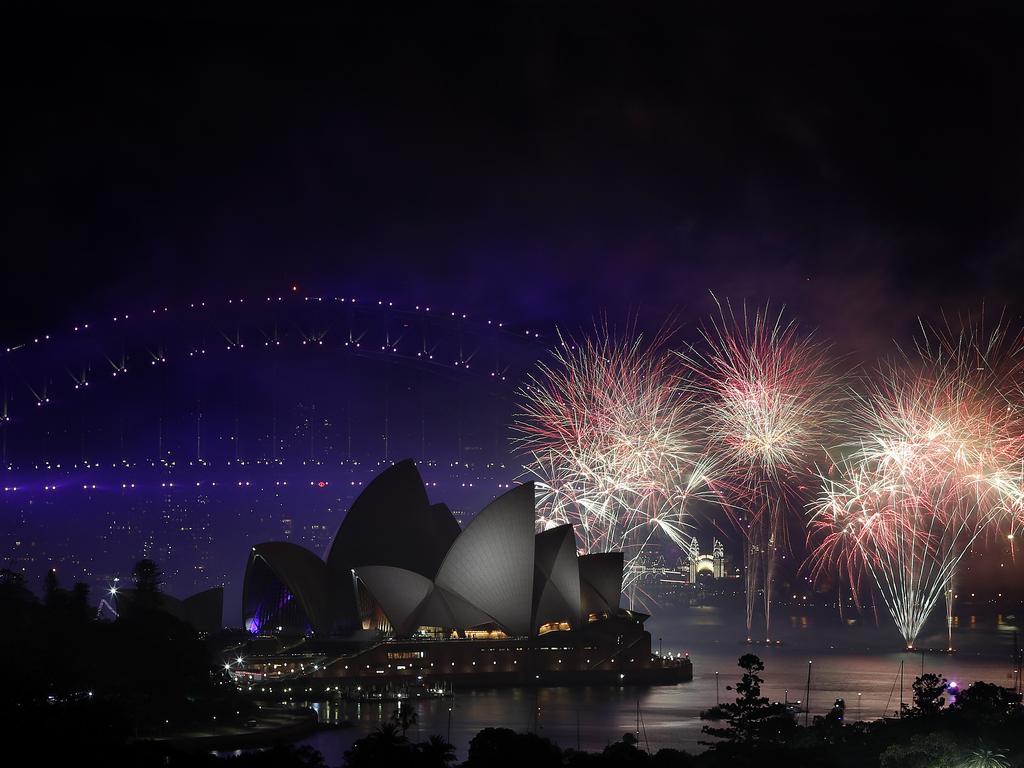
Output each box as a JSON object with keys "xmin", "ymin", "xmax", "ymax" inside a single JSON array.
[
  {"xmin": 678, "ymin": 297, "xmax": 839, "ymax": 641},
  {"xmin": 807, "ymin": 316, "xmax": 1024, "ymax": 648},
  {"xmin": 512, "ymin": 324, "xmax": 717, "ymax": 606}
]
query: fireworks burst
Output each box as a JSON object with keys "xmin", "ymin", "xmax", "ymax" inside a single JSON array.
[
  {"xmin": 807, "ymin": 316, "xmax": 1024, "ymax": 648},
  {"xmin": 512, "ymin": 324, "xmax": 716, "ymax": 605},
  {"xmin": 678, "ymin": 297, "xmax": 839, "ymax": 640},
  {"xmin": 681, "ymin": 297, "xmax": 838, "ymax": 484}
]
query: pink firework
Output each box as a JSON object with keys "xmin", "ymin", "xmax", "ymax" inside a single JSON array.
[
  {"xmin": 512, "ymin": 323, "xmax": 717, "ymax": 604},
  {"xmin": 678, "ymin": 297, "xmax": 840, "ymax": 640},
  {"xmin": 807, "ymin": 315, "xmax": 1024, "ymax": 648},
  {"xmin": 680, "ymin": 297, "xmax": 839, "ymax": 488}
]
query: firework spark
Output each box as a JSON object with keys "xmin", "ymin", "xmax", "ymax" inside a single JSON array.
[
  {"xmin": 513, "ymin": 324, "xmax": 716, "ymax": 605},
  {"xmin": 678, "ymin": 297, "xmax": 839, "ymax": 640},
  {"xmin": 807, "ymin": 317, "xmax": 1024, "ymax": 648}
]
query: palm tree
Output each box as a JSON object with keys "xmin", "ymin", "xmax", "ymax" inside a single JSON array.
[
  {"xmin": 417, "ymin": 734, "xmax": 457, "ymax": 767},
  {"xmin": 391, "ymin": 705, "xmax": 418, "ymax": 736},
  {"xmin": 961, "ymin": 748, "xmax": 1010, "ymax": 768},
  {"xmin": 371, "ymin": 720, "xmax": 406, "ymax": 745},
  {"xmin": 344, "ymin": 721, "xmax": 411, "ymax": 767}
]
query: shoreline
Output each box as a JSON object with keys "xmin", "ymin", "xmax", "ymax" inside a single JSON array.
[{"xmin": 137, "ymin": 708, "xmax": 319, "ymax": 752}]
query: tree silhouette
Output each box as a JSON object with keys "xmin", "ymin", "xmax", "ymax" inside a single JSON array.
[
  {"xmin": 907, "ymin": 673, "xmax": 947, "ymax": 716},
  {"xmin": 465, "ymin": 727, "xmax": 563, "ymax": 768},
  {"xmin": 417, "ymin": 734, "xmax": 457, "ymax": 767},
  {"xmin": 813, "ymin": 697, "xmax": 846, "ymax": 743},
  {"xmin": 879, "ymin": 732, "xmax": 960, "ymax": 768},
  {"xmin": 951, "ymin": 681, "xmax": 1022, "ymax": 722},
  {"xmin": 0, "ymin": 569, "xmax": 37, "ymax": 633},
  {"xmin": 44, "ymin": 568, "xmax": 59, "ymax": 606},
  {"xmin": 602, "ymin": 732, "xmax": 648, "ymax": 764},
  {"xmin": 344, "ymin": 720, "xmax": 413, "ymax": 767},
  {"xmin": 961, "ymin": 747, "xmax": 1011, "ymax": 768},
  {"xmin": 130, "ymin": 558, "xmax": 164, "ymax": 611},
  {"xmin": 701, "ymin": 653, "xmax": 795, "ymax": 751},
  {"xmin": 70, "ymin": 583, "xmax": 91, "ymax": 623},
  {"xmin": 391, "ymin": 704, "xmax": 418, "ymax": 737}
]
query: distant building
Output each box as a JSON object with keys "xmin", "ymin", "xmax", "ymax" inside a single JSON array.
[{"xmin": 682, "ymin": 536, "xmax": 725, "ymax": 582}]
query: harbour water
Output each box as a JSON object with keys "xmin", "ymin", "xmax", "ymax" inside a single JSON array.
[{"xmin": 295, "ymin": 602, "xmax": 1022, "ymax": 761}]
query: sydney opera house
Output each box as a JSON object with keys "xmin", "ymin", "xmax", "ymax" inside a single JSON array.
[{"xmin": 234, "ymin": 460, "xmax": 691, "ymax": 686}]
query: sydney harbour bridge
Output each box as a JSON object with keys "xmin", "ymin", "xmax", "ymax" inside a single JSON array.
[{"xmin": 0, "ymin": 286, "xmax": 547, "ymax": 615}]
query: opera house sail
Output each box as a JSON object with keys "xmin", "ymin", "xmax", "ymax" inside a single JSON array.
[{"xmin": 235, "ymin": 459, "xmax": 691, "ymax": 686}]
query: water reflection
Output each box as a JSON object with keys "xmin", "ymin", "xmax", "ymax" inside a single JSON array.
[{"xmin": 298, "ymin": 605, "xmax": 1022, "ymax": 761}]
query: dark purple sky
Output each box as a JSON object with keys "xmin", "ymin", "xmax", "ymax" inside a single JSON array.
[
  {"xmin": 6, "ymin": 5, "xmax": 1024, "ymax": 604},
  {"xmin": 4, "ymin": 5, "xmax": 1024, "ymax": 358}
]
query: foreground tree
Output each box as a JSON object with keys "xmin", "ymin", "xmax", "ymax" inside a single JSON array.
[
  {"xmin": 960, "ymin": 747, "xmax": 1012, "ymax": 768},
  {"xmin": 879, "ymin": 732, "xmax": 960, "ymax": 768},
  {"xmin": 391, "ymin": 705, "xmax": 418, "ymax": 737},
  {"xmin": 416, "ymin": 734, "xmax": 457, "ymax": 767},
  {"xmin": 344, "ymin": 720, "xmax": 413, "ymax": 767},
  {"xmin": 951, "ymin": 681, "xmax": 1023, "ymax": 722},
  {"xmin": 906, "ymin": 673, "xmax": 948, "ymax": 716},
  {"xmin": 44, "ymin": 568, "xmax": 60, "ymax": 605},
  {"xmin": 811, "ymin": 697, "xmax": 847, "ymax": 744},
  {"xmin": 601, "ymin": 732, "xmax": 648, "ymax": 765},
  {"xmin": 130, "ymin": 558, "xmax": 164, "ymax": 611},
  {"xmin": 701, "ymin": 654, "xmax": 795, "ymax": 752},
  {"xmin": 464, "ymin": 727, "xmax": 563, "ymax": 768}
]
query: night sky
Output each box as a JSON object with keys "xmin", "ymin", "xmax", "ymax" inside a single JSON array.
[
  {"xmin": 4, "ymin": 6, "xmax": 1024, "ymax": 603},
  {"xmin": 5, "ymin": 5, "xmax": 1024, "ymax": 356}
]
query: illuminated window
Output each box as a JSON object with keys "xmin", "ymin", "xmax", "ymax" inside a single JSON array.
[{"xmin": 538, "ymin": 621, "xmax": 572, "ymax": 635}]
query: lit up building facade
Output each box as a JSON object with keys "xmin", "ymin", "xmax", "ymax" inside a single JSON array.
[
  {"xmin": 684, "ymin": 536, "xmax": 726, "ymax": 582},
  {"xmin": 236, "ymin": 460, "xmax": 691, "ymax": 686}
]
